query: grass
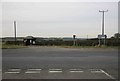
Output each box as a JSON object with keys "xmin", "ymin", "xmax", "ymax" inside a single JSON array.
[
  {"xmin": 1, "ymin": 44, "xmax": 27, "ymax": 49},
  {"xmin": 58, "ymin": 45, "xmax": 119, "ymax": 49},
  {"xmin": 0, "ymin": 43, "xmax": 119, "ymax": 49}
]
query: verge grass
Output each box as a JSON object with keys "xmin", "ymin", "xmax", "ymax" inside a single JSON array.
[
  {"xmin": 58, "ymin": 45, "xmax": 119, "ymax": 49},
  {"xmin": 0, "ymin": 43, "xmax": 119, "ymax": 49},
  {"xmin": 1, "ymin": 44, "xmax": 27, "ymax": 49}
]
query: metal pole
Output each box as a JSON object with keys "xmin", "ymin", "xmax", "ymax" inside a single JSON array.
[
  {"xmin": 73, "ymin": 39, "xmax": 75, "ymax": 46},
  {"xmin": 102, "ymin": 11, "xmax": 104, "ymax": 35},
  {"xmin": 99, "ymin": 10, "xmax": 108, "ymax": 45},
  {"xmin": 99, "ymin": 38, "xmax": 101, "ymax": 46},
  {"xmin": 104, "ymin": 38, "xmax": 105, "ymax": 45},
  {"xmin": 14, "ymin": 21, "xmax": 17, "ymax": 45}
]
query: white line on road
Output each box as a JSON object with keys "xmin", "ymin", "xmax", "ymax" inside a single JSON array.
[
  {"xmin": 5, "ymin": 72, "xmax": 20, "ymax": 74},
  {"xmin": 89, "ymin": 69, "xmax": 103, "ymax": 73},
  {"xmin": 4, "ymin": 68, "xmax": 116, "ymax": 79},
  {"xmin": 49, "ymin": 69, "xmax": 62, "ymax": 70},
  {"xmin": 100, "ymin": 69, "xmax": 115, "ymax": 79},
  {"xmin": 90, "ymin": 69, "xmax": 115, "ymax": 79},
  {"xmin": 70, "ymin": 69, "xmax": 82, "ymax": 70},
  {"xmin": 49, "ymin": 69, "xmax": 62, "ymax": 73},
  {"xmin": 89, "ymin": 69, "xmax": 101, "ymax": 71},
  {"xmin": 91, "ymin": 71, "xmax": 102, "ymax": 73},
  {"xmin": 8, "ymin": 69, "xmax": 21, "ymax": 71},
  {"xmin": 25, "ymin": 71, "xmax": 41, "ymax": 74},
  {"xmin": 25, "ymin": 69, "xmax": 41, "ymax": 73},
  {"xmin": 27, "ymin": 69, "xmax": 42, "ymax": 71},
  {"xmin": 49, "ymin": 71, "xmax": 62, "ymax": 73},
  {"xmin": 5, "ymin": 69, "xmax": 21, "ymax": 74},
  {"xmin": 69, "ymin": 69, "xmax": 83, "ymax": 73},
  {"xmin": 70, "ymin": 71, "xmax": 84, "ymax": 73}
]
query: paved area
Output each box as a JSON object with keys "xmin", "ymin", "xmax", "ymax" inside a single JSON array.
[{"xmin": 2, "ymin": 46, "xmax": 118, "ymax": 79}]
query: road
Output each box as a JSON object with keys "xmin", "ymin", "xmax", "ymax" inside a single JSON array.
[{"xmin": 2, "ymin": 46, "xmax": 118, "ymax": 79}]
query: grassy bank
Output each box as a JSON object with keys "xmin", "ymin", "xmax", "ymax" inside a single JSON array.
[
  {"xmin": 0, "ymin": 44, "xmax": 119, "ymax": 49},
  {"xmin": 1, "ymin": 44, "xmax": 27, "ymax": 49},
  {"xmin": 58, "ymin": 45, "xmax": 119, "ymax": 49}
]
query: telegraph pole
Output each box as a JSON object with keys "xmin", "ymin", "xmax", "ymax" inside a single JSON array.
[
  {"xmin": 14, "ymin": 21, "xmax": 17, "ymax": 45},
  {"xmin": 99, "ymin": 10, "xmax": 108, "ymax": 45},
  {"xmin": 99, "ymin": 10, "xmax": 108, "ymax": 35}
]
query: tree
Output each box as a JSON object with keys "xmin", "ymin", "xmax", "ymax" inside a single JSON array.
[{"xmin": 114, "ymin": 33, "xmax": 120, "ymax": 39}]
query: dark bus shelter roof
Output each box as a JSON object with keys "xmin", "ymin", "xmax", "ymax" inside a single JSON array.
[{"xmin": 24, "ymin": 36, "xmax": 36, "ymax": 40}]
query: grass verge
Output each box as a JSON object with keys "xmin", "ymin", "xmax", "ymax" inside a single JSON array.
[
  {"xmin": 1, "ymin": 44, "xmax": 27, "ymax": 49},
  {"xmin": 58, "ymin": 45, "xmax": 119, "ymax": 49}
]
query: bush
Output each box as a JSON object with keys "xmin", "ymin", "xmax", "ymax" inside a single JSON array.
[{"xmin": 5, "ymin": 41, "xmax": 24, "ymax": 45}]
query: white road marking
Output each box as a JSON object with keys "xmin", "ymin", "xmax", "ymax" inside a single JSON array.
[
  {"xmin": 89, "ymin": 69, "xmax": 103, "ymax": 73},
  {"xmin": 5, "ymin": 72, "xmax": 20, "ymax": 74},
  {"xmin": 70, "ymin": 69, "xmax": 82, "ymax": 70},
  {"xmin": 49, "ymin": 71, "xmax": 62, "ymax": 73},
  {"xmin": 100, "ymin": 69, "xmax": 115, "ymax": 79},
  {"xmin": 27, "ymin": 69, "xmax": 42, "ymax": 71},
  {"xmin": 70, "ymin": 71, "xmax": 84, "ymax": 72},
  {"xmin": 4, "ymin": 68, "xmax": 116, "ymax": 80},
  {"xmin": 89, "ymin": 69, "xmax": 101, "ymax": 71},
  {"xmin": 25, "ymin": 69, "xmax": 41, "ymax": 74},
  {"xmin": 69, "ymin": 69, "xmax": 83, "ymax": 73},
  {"xmin": 90, "ymin": 69, "xmax": 115, "ymax": 79},
  {"xmin": 25, "ymin": 71, "xmax": 41, "ymax": 73},
  {"xmin": 49, "ymin": 69, "xmax": 62, "ymax": 70},
  {"xmin": 49, "ymin": 69, "xmax": 62, "ymax": 73},
  {"xmin": 8, "ymin": 69, "xmax": 21, "ymax": 71},
  {"xmin": 5, "ymin": 68, "xmax": 21, "ymax": 74},
  {"xmin": 91, "ymin": 71, "xmax": 102, "ymax": 73}
]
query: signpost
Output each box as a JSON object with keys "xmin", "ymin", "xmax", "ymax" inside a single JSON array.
[
  {"xmin": 73, "ymin": 35, "xmax": 76, "ymax": 46},
  {"xmin": 98, "ymin": 35, "xmax": 107, "ymax": 45}
]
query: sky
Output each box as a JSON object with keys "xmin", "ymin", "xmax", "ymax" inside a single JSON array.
[{"xmin": 1, "ymin": 0, "xmax": 119, "ymax": 38}]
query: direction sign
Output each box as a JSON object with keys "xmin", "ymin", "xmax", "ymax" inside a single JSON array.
[{"xmin": 98, "ymin": 35, "xmax": 107, "ymax": 39}]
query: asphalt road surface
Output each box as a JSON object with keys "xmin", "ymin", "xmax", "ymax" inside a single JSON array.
[{"xmin": 2, "ymin": 46, "xmax": 118, "ymax": 79}]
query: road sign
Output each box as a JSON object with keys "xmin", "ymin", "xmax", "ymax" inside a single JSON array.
[
  {"xmin": 98, "ymin": 35, "xmax": 107, "ymax": 39},
  {"xmin": 73, "ymin": 35, "xmax": 76, "ymax": 39}
]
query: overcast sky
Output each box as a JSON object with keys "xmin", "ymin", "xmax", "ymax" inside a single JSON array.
[{"xmin": 2, "ymin": 1, "xmax": 118, "ymax": 38}]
